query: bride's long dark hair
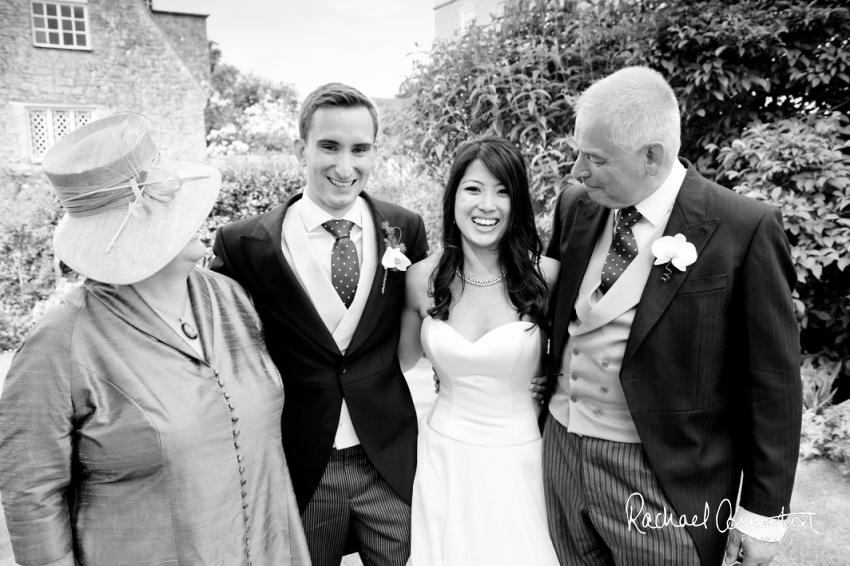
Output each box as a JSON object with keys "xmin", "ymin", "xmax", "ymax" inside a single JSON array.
[{"xmin": 427, "ymin": 136, "xmax": 549, "ymax": 328}]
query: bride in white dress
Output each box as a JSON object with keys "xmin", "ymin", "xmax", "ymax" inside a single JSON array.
[{"xmin": 398, "ymin": 136, "xmax": 560, "ymax": 565}]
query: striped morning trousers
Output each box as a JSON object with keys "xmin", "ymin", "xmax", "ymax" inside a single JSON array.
[
  {"xmin": 301, "ymin": 445, "xmax": 411, "ymax": 566},
  {"xmin": 543, "ymin": 417, "xmax": 701, "ymax": 566}
]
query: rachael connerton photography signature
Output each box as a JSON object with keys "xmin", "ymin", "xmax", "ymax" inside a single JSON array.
[{"xmin": 624, "ymin": 493, "xmax": 818, "ymax": 534}]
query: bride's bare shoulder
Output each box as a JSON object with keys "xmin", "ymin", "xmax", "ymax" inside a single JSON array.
[
  {"xmin": 406, "ymin": 251, "xmax": 441, "ymax": 294},
  {"xmin": 538, "ymin": 255, "xmax": 561, "ymax": 287}
]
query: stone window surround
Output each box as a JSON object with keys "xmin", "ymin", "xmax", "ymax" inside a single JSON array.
[
  {"xmin": 459, "ymin": 3, "xmax": 475, "ymax": 33},
  {"xmin": 31, "ymin": 0, "xmax": 92, "ymax": 52},
  {"xmin": 21, "ymin": 103, "xmax": 97, "ymax": 163}
]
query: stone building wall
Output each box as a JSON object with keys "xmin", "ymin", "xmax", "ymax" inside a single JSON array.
[
  {"xmin": 0, "ymin": 0, "xmax": 209, "ymax": 173},
  {"xmin": 434, "ymin": 0, "xmax": 506, "ymax": 41},
  {"xmin": 150, "ymin": 10, "xmax": 210, "ymax": 86}
]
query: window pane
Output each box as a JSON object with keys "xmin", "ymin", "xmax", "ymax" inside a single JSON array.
[
  {"xmin": 35, "ymin": 30, "xmax": 47, "ymax": 43},
  {"xmin": 60, "ymin": 5, "xmax": 71, "ymax": 17},
  {"xmin": 62, "ymin": 19, "xmax": 72, "ymax": 30},
  {"xmin": 75, "ymin": 20, "xmax": 85, "ymax": 31},
  {"xmin": 48, "ymin": 32, "xmax": 59, "ymax": 44},
  {"xmin": 46, "ymin": 3, "xmax": 56, "ymax": 16},
  {"xmin": 63, "ymin": 32, "xmax": 73, "ymax": 45},
  {"xmin": 47, "ymin": 17, "xmax": 58, "ymax": 29},
  {"xmin": 76, "ymin": 33, "xmax": 86, "ymax": 46},
  {"xmin": 33, "ymin": 3, "xmax": 44, "ymax": 15},
  {"xmin": 74, "ymin": 6, "xmax": 83, "ymax": 18},
  {"xmin": 34, "ymin": 17, "xmax": 45, "ymax": 29}
]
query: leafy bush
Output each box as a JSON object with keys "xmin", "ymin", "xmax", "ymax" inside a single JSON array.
[
  {"xmin": 400, "ymin": 0, "xmax": 850, "ymax": 374},
  {"xmin": 800, "ymin": 401, "xmax": 850, "ymax": 465},
  {"xmin": 400, "ymin": 0, "xmax": 850, "ymax": 234},
  {"xmin": 201, "ymin": 155, "xmax": 305, "ymax": 265},
  {"xmin": 0, "ymin": 170, "xmax": 63, "ymax": 350},
  {"xmin": 713, "ymin": 113, "xmax": 850, "ymax": 370},
  {"xmin": 205, "ymin": 42, "xmax": 299, "ymax": 156}
]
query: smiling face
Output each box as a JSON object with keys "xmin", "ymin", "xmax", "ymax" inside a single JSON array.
[
  {"xmin": 453, "ymin": 159, "xmax": 512, "ymax": 253},
  {"xmin": 294, "ymin": 106, "xmax": 376, "ymax": 216},
  {"xmin": 570, "ymin": 116, "xmax": 655, "ymax": 209}
]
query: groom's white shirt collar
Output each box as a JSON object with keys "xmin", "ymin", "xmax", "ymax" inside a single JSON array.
[
  {"xmin": 618, "ymin": 158, "xmax": 686, "ymax": 228},
  {"xmin": 299, "ymin": 192, "xmax": 363, "ymax": 233}
]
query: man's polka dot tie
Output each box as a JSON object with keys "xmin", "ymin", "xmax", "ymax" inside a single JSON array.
[
  {"xmin": 322, "ymin": 219, "xmax": 359, "ymax": 309},
  {"xmin": 599, "ymin": 206, "xmax": 642, "ymax": 295}
]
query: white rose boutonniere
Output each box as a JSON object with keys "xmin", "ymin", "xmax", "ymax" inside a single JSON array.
[
  {"xmin": 651, "ymin": 233, "xmax": 697, "ymax": 282},
  {"xmin": 381, "ymin": 221, "xmax": 410, "ymax": 293}
]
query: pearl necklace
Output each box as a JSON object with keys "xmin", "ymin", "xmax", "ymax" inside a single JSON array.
[{"xmin": 455, "ymin": 267, "xmax": 506, "ymax": 287}]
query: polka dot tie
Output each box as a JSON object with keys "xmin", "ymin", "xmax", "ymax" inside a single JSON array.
[
  {"xmin": 322, "ymin": 219, "xmax": 359, "ymax": 308},
  {"xmin": 599, "ymin": 206, "xmax": 642, "ymax": 295}
]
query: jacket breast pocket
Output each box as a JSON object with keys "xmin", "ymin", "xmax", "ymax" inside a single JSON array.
[{"xmin": 676, "ymin": 274, "xmax": 727, "ymax": 297}]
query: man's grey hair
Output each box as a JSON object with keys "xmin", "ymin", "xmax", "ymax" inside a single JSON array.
[{"xmin": 574, "ymin": 66, "xmax": 681, "ymax": 158}]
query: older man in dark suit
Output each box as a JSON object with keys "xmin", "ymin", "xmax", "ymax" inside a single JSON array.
[
  {"xmin": 543, "ymin": 67, "xmax": 801, "ymax": 566},
  {"xmin": 211, "ymin": 83, "xmax": 428, "ymax": 566}
]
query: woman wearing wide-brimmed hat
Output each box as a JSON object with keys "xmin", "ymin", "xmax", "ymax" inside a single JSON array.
[{"xmin": 0, "ymin": 113, "xmax": 311, "ymax": 566}]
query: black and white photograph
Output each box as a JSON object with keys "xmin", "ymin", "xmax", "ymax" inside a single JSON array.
[{"xmin": 1, "ymin": 0, "xmax": 849, "ymax": 565}]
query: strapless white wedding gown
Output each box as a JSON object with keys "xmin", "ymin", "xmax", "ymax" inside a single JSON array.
[{"xmin": 408, "ymin": 317, "xmax": 560, "ymax": 565}]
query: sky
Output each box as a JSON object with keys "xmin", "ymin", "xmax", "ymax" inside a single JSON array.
[{"xmin": 154, "ymin": 0, "xmax": 437, "ymax": 100}]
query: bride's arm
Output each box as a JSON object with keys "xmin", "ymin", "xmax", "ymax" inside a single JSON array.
[{"xmin": 398, "ymin": 258, "xmax": 430, "ymax": 372}]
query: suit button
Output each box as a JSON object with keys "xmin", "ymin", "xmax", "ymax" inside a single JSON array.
[
  {"xmin": 231, "ymin": 416, "xmax": 239, "ymax": 423},
  {"xmin": 572, "ymin": 349, "xmax": 580, "ymax": 356},
  {"xmin": 570, "ymin": 395, "xmax": 578, "ymax": 403},
  {"xmin": 241, "ymin": 491, "xmax": 247, "ymax": 498},
  {"xmin": 570, "ymin": 373, "xmax": 578, "ymax": 381},
  {"xmin": 594, "ymin": 408, "xmax": 604, "ymax": 415},
  {"xmin": 233, "ymin": 429, "xmax": 241, "ymax": 437},
  {"xmin": 234, "ymin": 441, "xmax": 241, "ymax": 449},
  {"xmin": 601, "ymin": 360, "xmax": 609, "ymax": 368},
  {"xmin": 600, "ymin": 386, "xmax": 609, "ymax": 393},
  {"xmin": 237, "ymin": 454, "xmax": 244, "ymax": 462},
  {"xmin": 339, "ymin": 365, "xmax": 347, "ymax": 374}
]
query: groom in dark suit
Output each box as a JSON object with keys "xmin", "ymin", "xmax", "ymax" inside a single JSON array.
[
  {"xmin": 211, "ymin": 83, "xmax": 428, "ymax": 566},
  {"xmin": 543, "ymin": 67, "xmax": 801, "ymax": 566}
]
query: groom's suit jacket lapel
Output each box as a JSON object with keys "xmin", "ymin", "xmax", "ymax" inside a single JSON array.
[
  {"xmin": 551, "ymin": 197, "xmax": 607, "ymax": 356},
  {"xmin": 553, "ymin": 162, "xmax": 720, "ymax": 370},
  {"xmin": 240, "ymin": 191, "xmax": 394, "ymax": 358},
  {"xmin": 623, "ymin": 164, "xmax": 720, "ymax": 368}
]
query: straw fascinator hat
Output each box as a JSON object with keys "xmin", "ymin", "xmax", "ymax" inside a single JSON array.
[{"xmin": 43, "ymin": 112, "xmax": 221, "ymax": 285}]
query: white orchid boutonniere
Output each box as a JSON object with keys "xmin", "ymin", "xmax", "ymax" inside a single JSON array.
[
  {"xmin": 651, "ymin": 233, "xmax": 697, "ymax": 282},
  {"xmin": 381, "ymin": 221, "xmax": 410, "ymax": 293}
]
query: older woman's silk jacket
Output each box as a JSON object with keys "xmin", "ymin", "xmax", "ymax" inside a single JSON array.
[{"xmin": 0, "ymin": 268, "xmax": 311, "ymax": 566}]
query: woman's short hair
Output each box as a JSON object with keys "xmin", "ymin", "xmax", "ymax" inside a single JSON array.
[
  {"xmin": 298, "ymin": 83, "xmax": 379, "ymax": 142},
  {"xmin": 575, "ymin": 66, "xmax": 681, "ymax": 157}
]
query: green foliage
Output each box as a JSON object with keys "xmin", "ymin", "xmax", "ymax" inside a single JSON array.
[
  {"xmin": 800, "ymin": 400, "xmax": 850, "ymax": 464},
  {"xmin": 205, "ymin": 42, "xmax": 299, "ymax": 156},
  {"xmin": 801, "ymin": 356, "xmax": 841, "ymax": 412},
  {"xmin": 401, "ymin": 0, "xmax": 850, "ymax": 368},
  {"xmin": 647, "ymin": 0, "xmax": 850, "ymax": 170},
  {"xmin": 401, "ymin": 0, "xmax": 850, "ymax": 237},
  {"xmin": 713, "ymin": 112, "xmax": 850, "ymax": 367},
  {"xmin": 201, "ymin": 155, "xmax": 305, "ymax": 265},
  {"xmin": 0, "ymin": 171, "xmax": 63, "ymax": 350},
  {"xmin": 371, "ymin": 98, "xmax": 443, "ymax": 252}
]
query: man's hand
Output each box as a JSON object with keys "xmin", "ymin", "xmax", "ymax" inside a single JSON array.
[
  {"xmin": 529, "ymin": 375, "xmax": 547, "ymax": 404},
  {"xmin": 723, "ymin": 528, "xmax": 781, "ymax": 566}
]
